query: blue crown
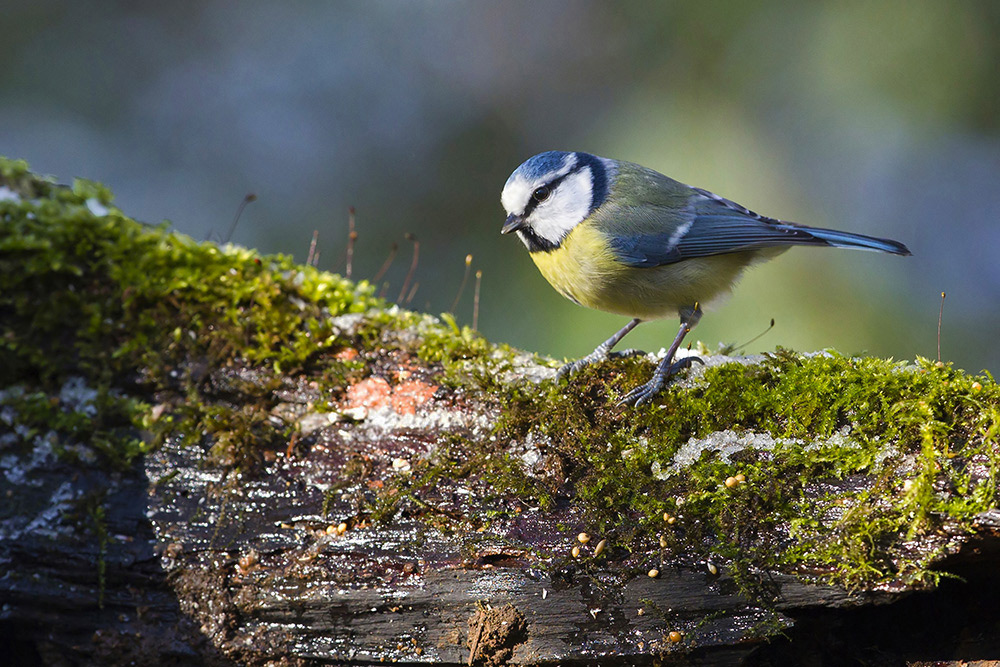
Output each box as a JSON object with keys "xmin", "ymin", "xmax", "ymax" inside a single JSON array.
[{"xmin": 516, "ymin": 151, "xmax": 572, "ymax": 180}]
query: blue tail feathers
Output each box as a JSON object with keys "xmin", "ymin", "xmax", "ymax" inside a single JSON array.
[{"xmin": 800, "ymin": 227, "xmax": 911, "ymax": 256}]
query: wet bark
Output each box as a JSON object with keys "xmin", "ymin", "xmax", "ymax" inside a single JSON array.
[{"xmin": 4, "ymin": 364, "xmax": 1000, "ymax": 666}]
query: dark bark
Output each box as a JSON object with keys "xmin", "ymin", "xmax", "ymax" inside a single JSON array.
[{"xmin": 4, "ymin": 382, "xmax": 1000, "ymax": 666}]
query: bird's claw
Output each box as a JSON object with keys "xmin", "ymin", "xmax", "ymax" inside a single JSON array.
[
  {"xmin": 618, "ymin": 356, "xmax": 704, "ymax": 407},
  {"xmin": 556, "ymin": 348, "xmax": 644, "ymax": 380},
  {"xmin": 555, "ymin": 358, "xmax": 588, "ymax": 380}
]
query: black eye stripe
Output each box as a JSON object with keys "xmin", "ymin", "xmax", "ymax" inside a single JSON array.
[
  {"xmin": 522, "ymin": 171, "xmax": 572, "ymax": 219},
  {"xmin": 520, "ymin": 153, "xmax": 608, "ymax": 221}
]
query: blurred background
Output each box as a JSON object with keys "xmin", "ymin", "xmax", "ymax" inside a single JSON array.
[{"xmin": 2, "ymin": 1, "xmax": 998, "ymax": 374}]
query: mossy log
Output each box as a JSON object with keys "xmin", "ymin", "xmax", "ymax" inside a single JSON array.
[{"xmin": 3, "ymin": 157, "xmax": 1000, "ymax": 665}]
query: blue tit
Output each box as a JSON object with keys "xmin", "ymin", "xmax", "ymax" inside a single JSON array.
[{"xmin": 500, "ymin": 150, "xmax": 911, "ymax": 406}]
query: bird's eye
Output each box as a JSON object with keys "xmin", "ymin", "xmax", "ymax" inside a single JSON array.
[{"xmin": 532, "ymin": 186, "xmax": 551, "ymax": 202}]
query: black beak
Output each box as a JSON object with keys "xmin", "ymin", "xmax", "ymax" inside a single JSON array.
[{"xmin": 501, "ymin": 213, "xmax": 525, "ymax": 235}]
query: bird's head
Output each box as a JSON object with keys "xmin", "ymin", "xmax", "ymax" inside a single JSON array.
[{"xmin": 500, "ymin": 151, "xmax": 613, "ymax": 252}]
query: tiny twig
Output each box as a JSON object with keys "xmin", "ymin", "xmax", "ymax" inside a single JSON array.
[
  {"xmin": 224, "ymin": 193, "xmax": 257, "ymax": 243},
  {"xmin": 373, "ymin": 242, "xmax": 398, "ymax": 283},
  {"xmin": 346, "ymin": 206, "xmax": 357, "ymax": 279},
  {"xmin": 937, "ymin": 291, "xmax": 946, "ymax": 363},
  {"xmin": 405, "ymin": 281, "xmax": 419, "ymax": 305},
  {"xmin": 306, "ymin": 230, "xmax": 319, "ymax": 268},
  {"xmin": 472, "ymin": 270, "xmax": 482, "ymax": 331},
  {"xmin": 397, "ymin": 233, "xmax": 419, "ymax": 303},
  {"xmin": 468, "ymin": 610, "xmax": 485, "ymax": 666},
  {"xmin": 450, "ymin": 254, "xmax": 473, "ymax": 314},
  {"xmin": 735, "ymin": 318, "xmax": 775, "ymax": 353}
]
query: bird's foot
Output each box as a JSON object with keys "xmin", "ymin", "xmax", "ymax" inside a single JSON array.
[
  {"xmin": 556, "ymin": 348, "xmax": 644, "ymax": 380},
  {"xmin": 618, "ymin": 356, "xmax": 704, "ymax": 407}
]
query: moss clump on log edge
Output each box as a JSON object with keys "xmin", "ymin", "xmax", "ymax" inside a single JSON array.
[
  {"xmin": 485, "ymin": 348, "xmax": 999, "ymax": 592},
  {"xmin": 2, "ymin": 154, "xmax": 1000, "ymax": 652}
]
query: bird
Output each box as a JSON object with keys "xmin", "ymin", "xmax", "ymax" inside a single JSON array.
[{"xmin": 500, "ymin": 150, "xmax": 911, "ymax": 406}]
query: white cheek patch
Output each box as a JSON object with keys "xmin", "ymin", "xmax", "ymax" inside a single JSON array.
[{"xmin": 529, "ymin": 168, "xmax": 593, "ymax": 244}]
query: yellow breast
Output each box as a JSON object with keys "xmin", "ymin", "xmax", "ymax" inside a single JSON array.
[
  {"xmin": 528, "ymin": 223, "xmax": 615, "ymax": 305},
  {"xmin": 528, "ymin": 222, "xmax": 751, "ymax": 320}
]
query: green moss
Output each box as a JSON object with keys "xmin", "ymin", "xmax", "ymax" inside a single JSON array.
[
  {"xmin": 0, "ymin": 155, "xmax": 524, "ymax": 482},
  {"xmin": 5, "ymin": 154, "xmax": 999, "ymax": 604},
  {"xmin": 486, "ymin": 351, "xmax": 1000, "ymax": 591},
  {"xmin": 0, "ymin": 384, "xmax": 150, "ymax": 471},
  {"xmin": 1, "ymin": 162, "xmax": 384, "ymax": 390},
  {"xmin": 352, "ymin": 305, "xmax": 503, "ymax": 382},
  {"xmin": 0, "ymin": 156, "xmax": 388, "ymax": 468}
]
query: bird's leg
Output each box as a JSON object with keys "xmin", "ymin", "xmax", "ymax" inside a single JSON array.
[
  {"xmin": 619, "ymin": 304, "xmax": 705, "ymax": 407},
  {"xmin": 557, "ymin": 318, "xmax": 642, "ymax": 379}
]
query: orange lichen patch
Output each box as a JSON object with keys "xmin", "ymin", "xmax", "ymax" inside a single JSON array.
[
  {"xmin": 346, "ymin": 377, "xmax": 392, "ymax": 409},
  {"xmin": 344, "ymin": 377, "xmax": 438, "ymax": 415},
  {"xmin": 334, "ymin": 347, "xmax": 359, "ymax": 361},
  {"xmin": 391, "ymin": 380, "xmax": 438, "ymax": 415}
]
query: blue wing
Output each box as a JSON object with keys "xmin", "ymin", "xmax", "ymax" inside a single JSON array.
[{"xmin": 609, "ymin": 188, "xmax": 909, "ymax": 267}]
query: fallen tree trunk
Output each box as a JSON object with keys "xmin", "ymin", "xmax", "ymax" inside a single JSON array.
[{"xmin": 3, "ymin": 157, "xmax": 1000, "ymax": 665}]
